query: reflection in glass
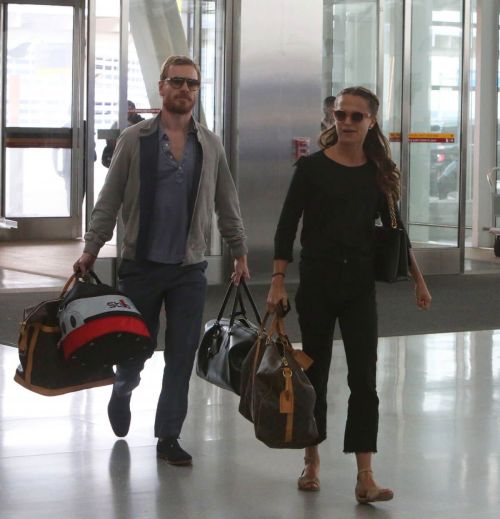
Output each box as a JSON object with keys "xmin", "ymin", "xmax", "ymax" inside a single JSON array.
[{"xmin": 6, "ymin": 4, "xmax": 73, "ymax": 127}]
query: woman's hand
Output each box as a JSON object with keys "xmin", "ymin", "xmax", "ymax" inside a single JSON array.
[
  {"xmin": 267, "ymin": 276, "xmax": 289, "ymax": 314},
  {"xmin": 415, "ymin": 280, "xmax": 432, "ymax": 310},
  {"xmin": 409, "ymin": 250, "xmax": 432, "ymax": 310}
]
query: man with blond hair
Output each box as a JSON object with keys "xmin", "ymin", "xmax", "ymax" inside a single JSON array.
[{"xmin": 74, "ymin": 55, "xmax": 249, "ymax": 465}]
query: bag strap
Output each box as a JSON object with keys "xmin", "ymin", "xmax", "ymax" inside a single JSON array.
[
  {"xmin": 87, "ymin": 270, "xmax": 103, "ymax": 284},
  {"xmin": 59, "ymin": 269, "xmax": 103, "ymax": 299},
  {"xmin": 269, "ymin": 314, "xmax": 286, "ymax": 336},
  {"xmin": 386, "ymin": 194, "xmax": 398, "ymax": 229},
  {"xmin": 59, "ymin": 274, "xmax": 76, "ymax": 297},
  {"xmin": 228, "ymin": 279, "xmax": 263, "ymax": 328},
  {"xmin": 215, "ymin": 281, "xmax": 236, "ymax": 322},
  {"xmin": 217, "ymin": 279, "xmax": 263, "ymax": 328},
  {"xmin": 240, "ymin": 279, "xmax": 262, "ymax": 326},
  {"xmin": 228, "ymin": 283, "xmax": 243, "ymax": 327}
]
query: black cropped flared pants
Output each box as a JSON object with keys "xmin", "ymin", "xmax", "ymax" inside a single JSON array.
[{"xmin": 295, "ymin": 258, "xmax": 379, "ymax": 453}]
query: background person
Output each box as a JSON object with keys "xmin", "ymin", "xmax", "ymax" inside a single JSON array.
[
  {"xmin": 74, "ymin": 55, "xmax": 249, "ymax": 466},
  {"xmin": 321, "ymin": 95, "xmax": 336, "ymax": 131},
  {"xmin": 101, "ymin": 100, "xmax": 144, "ymax": 168},
  {"xmin": 267, "ymin": 86, "xmax": 431, "ymax": 501}
]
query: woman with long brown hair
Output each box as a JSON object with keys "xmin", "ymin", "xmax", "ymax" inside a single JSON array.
[{"xmin": 267, "ymin": 86, "xmax": 431, "ymax": 502}]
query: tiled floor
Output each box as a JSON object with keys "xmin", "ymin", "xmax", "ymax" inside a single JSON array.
[{"xmin": 1, "ymin": 330, "xmax": 499, "ymax": 519}]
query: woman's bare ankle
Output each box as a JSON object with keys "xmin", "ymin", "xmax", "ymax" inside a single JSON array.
[{"xmin": 304, "ymin": 446, "xmax": 320, "ymax": 466}]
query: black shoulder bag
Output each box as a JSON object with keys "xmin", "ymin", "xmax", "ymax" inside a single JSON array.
[{"xmin": 373, "ymin": 194, "xmax": 410, "ymax": 283}]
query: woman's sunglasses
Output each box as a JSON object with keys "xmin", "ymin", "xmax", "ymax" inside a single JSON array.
[
  {"xmin": 333, "ymin": 110, "xmax": 371, "ymax": 123},
  {"xmin": 163, "ymin": 76, "xmax": 201, "ymax": 91}
]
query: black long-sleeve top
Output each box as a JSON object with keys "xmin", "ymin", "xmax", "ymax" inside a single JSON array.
[{"xmin": 274, "ymin": 151, "xmax": 410, "ymax": 263}]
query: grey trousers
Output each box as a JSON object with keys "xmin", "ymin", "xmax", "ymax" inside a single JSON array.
[{"xmin": 115, "ymin": 259, "xmax": 207, "ymax": 439}]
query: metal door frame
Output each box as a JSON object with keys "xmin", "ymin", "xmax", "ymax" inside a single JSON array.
[
  {"xmin": 396, "ymin": 0, "xmax": 471, "ymax": 274},
  {"xmin": 0, "ymin": 0, "xmax": 85, "ymax": 240}
]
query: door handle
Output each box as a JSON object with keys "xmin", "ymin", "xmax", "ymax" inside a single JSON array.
[{"xmin": 486, "ymin": 167, "xmax": 500, "ymax": 193}]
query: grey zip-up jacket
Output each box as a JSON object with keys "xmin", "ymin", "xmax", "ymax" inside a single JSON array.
[{"xmin": 84, "ymin": 114, "xmax": 247, "ymax": 264}]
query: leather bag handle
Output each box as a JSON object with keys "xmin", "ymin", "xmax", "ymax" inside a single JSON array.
[
  {"xmin": 216, "ymin": 279, "xmax": 262, "ymax": 327},
  {"xmin": 228, "ymin": 283, "xmax": 243, "ymax": 328},
  {"xmin": 59, "ymin": 274, "xmax": 76, "ymax": 297},
  {"xmin": 240, "ymin": 279, "xmax": 262, "ymax": 326},
  {"xmin": 215, "ymin": 281, "xmax": 236, "ymax": 322},
  {"xmin": 228, "ymin": 279, "xmax": 263, "ymax": 328},
  {"xmin": 87, "ymin": 270, "xmax": 103, "ymax": 284},
  {"xmin": 59, "ymin": 269, "xmax": 103, "ymax": 300}
]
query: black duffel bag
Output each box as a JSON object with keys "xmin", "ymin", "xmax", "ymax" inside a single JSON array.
[{"xmin": 196, "ymin": 279, "xmax": 262, "ymax": 395}]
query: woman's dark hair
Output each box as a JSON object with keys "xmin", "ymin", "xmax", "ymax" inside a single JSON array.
[{"xmin": 318, "ymin": 86, "xmax": 400, "ymax": 200}]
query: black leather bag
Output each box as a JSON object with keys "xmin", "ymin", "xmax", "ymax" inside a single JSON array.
[
  {"xmin": 196, "ymin": 279, "xmax": 262, "ymax": 395},
  {"xmin": 374, "ymin": 195, "xmax": 410, "ymax": 283},
  {"xmin": 239, "ymin": 314, "xmax": 319, "ymax": 449}
]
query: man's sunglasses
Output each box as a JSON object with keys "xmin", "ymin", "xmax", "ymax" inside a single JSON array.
[
  {"xmin": 163, "ymin": 76, "xmax": 201, "ymax": 91},
  {"xmin": 333, "ymin": 110, "xmax": 371, "ymax": 123}
]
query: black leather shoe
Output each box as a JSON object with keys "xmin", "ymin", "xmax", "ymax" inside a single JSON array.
[
  {"xmin": 107, "ymin": 391, "xmax": 131, "ymax": 437},
  {"xmin": 157, "ymin": 438, "xmax": 192, "ymax": 465}
]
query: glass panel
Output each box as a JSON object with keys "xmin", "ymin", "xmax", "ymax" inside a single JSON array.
[
  {"xmin": 381, "ymin": 0, "xmax": 404, "ymax": 171},
  {"xmin": 200, "ymin": 0, "xmax": 216, "ymax": 131},
  {"xmin": 465, "ymin": 4, "xmax": 477, "ymax": 241},
  {"xmin": 5, "ymin": 148, "xmax": 70, "ymax": 217},
  {"xmin": 200, "ymin": 0, "xmax": 223, "ymax": 254},
  {"xmin": 408, "ymin": 224, "xmax": 459, "ymax": 246},
  {"xmin": 127, "ymin": 0, "xmax": 192, "ymax": 123},
  {"xmin": 408, "ymin": 0, "xmax": 463, "ymax": 247},
  {"xmin": 329, "ymin": 0, "xmax": 377, "ymax": 94},
  {"xmin": 6, "ymin": 5, "xmax": 73, "ymax": 127},
  {"xmin": 497, "ymin": 9, "xmax": 500, "ymax": 229},
  {"xmin": 4, "ymin": 4, "xmax": 73, "ymax": 218},
  {"xmin": 498, "ymin": 9, "xmax": 500, "ymax": 174},
  {"xmin": 179, "ymin": 0, "xmax": 196, "ymax": 57},
  {"xmin": 94, "ymin": 0, "xmax": 120, "ymax": 209}
]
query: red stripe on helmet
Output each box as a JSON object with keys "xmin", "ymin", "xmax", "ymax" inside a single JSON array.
[{"xmin": 61, "ymin": 316, "xmax": 151, "ymax": 360}]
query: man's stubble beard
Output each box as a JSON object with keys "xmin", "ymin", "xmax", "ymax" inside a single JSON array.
[{"xmin": 164, "ymin": 95, "xmax": 195, "ymax": 115}]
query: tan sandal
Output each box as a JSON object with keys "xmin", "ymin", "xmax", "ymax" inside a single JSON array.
[
  {"xmin": 297, "ymin": 457, "xmax": 320, "ymax": 492},
  {"xmin": 355, "ymin": 469, "xmax": 393, "ymax": 504}
]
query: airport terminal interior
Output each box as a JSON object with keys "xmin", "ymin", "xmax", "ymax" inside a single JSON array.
[{"xmin": 1, "ymin": 0, "xmax": 500, "ymax": 518}]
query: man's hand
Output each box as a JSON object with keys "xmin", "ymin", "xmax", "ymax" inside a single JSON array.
[
  {"xmin": 73, "ymin": 252, "xmax": 97, "ymax": 277},
  {"xmin": 231, "ymin": 255, "xmax": 250, "ymax": 285}
]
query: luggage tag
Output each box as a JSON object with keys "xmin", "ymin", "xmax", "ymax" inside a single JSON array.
[
  {"xmin": 280, "ymin": 367, "xmax": 294, "ymax": 414},
  {"xmin": 293, "ymin": 350, "xmax": 314, "ymax": 371}
]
